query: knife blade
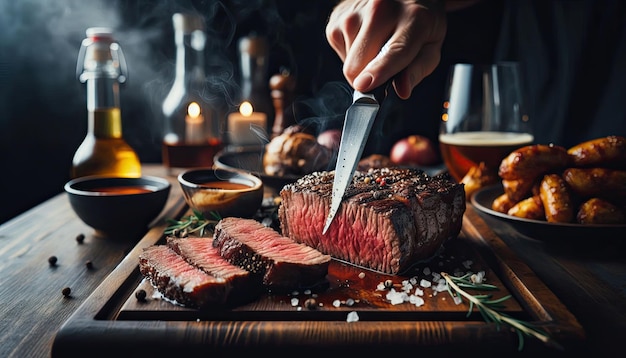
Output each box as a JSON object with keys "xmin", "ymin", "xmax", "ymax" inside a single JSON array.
[{"xmin": 322, "ymin": 83, "xmax": 389, "ymax": 235}]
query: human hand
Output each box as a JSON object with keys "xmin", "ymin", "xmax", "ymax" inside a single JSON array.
[{"xmin": 325, "ymin": 0, "xmax": 446, "ymax": 99}]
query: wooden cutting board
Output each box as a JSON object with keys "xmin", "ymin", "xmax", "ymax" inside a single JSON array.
[{"xmin": 52, "ymin": 204, "xmax": 585, "ymax": 356}]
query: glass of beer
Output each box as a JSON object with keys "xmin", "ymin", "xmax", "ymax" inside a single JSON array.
[{"xmin": 439, "ymin": 62, "xmax": 534, "ymax": 182}]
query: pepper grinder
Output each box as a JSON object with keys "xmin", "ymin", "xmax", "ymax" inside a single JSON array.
[{"xmin": 270, "ymin": 68, "xmax": 296, "ymax": 138}]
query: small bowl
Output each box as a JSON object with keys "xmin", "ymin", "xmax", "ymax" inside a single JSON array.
[
  {"xmin": 214, "ymin": 148, "xmax": 301, "ymax": 195},
  {"xmin": 64, "ymin": 176, "xmax": 171, "ymax": 240},
  {"xmin": 178, "ymin": 168, "xmax": 263, "ymax": 219}
]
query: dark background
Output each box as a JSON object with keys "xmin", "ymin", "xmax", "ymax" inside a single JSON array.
[
  {"xmin": 0, "ymin": 0, "xmax": 505, "ymax": 224},
  {"xmin": 3, "ymin": 0, "xmax": 624, "ymax": 224},
  {"xmin": 0, "ymin": 0, "xmax": 347, "ymax": 223}
]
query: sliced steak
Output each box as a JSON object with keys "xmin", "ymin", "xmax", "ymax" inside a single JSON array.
[
  {"xmin": 167, "ymin": 236, "xmax": 263, "ymax": 302},
  {"xmin": 278, "ymin": 167, "xmax": 465, "ymax": 274},
  {"xmin": 139, "ymin": 245, "xmax": 231, "ymax": 309},
  {"xmin": 213, "ymin": 217, "xmax": 332, "ymax": 288}
]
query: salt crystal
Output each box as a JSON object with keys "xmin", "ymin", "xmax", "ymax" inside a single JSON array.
[
  {"xmin": 431, "ymin": 272, "xmax": 441, "ymax": 281},
  {"xmin": 358, "ymin": 272, "xmax": 366, "ymax": 279},
  {"xmin": 333, "ymin": 299, "xmax": 341, "ymax": 307},
  {"xmin": 462, "ymin": 260, "xmax": 473, "ymax": 269},
  {"xmin": 409, "ymin": 295, "xmax": 425, "ymax": 307},
  {"xmin": 291, "ymin": 298, "xmax": 299, "ymax": 306},
  {"xmin": 385, "ymin": 288, "xmax": 408, "ymax": 305},
  {"xmin": 409, "ymin": 277, "xmax": 418, "ymax": 285},
  {"xmin": 376, "ymin": 282, "xmax": 386, "ymax": 291},
  {"xmin": 471, "ymin": 271, "xmax": 485, "ymax": 284},
  {"xmin": 435, "ymin": 281, "xmax": 448, "ymax": 292},
  {"xmin": 453, "ymin": 296, "xmax": 463, "ymax": 305},
  {"xmin": 419, "ymin": 279, "xmax": 431, "ymax": 288},
  {"xmin": 423, "ymin": 267, "xmax": 431, "ymax": 276},
  {"xmin": 346, "ymin": 298, "xmax": 355, "ymax": 306},
  {"xmin": 346, "ymin": 311, "xmax": 359, "ymax": 323},
  {"xmin": 414, "ymin": 288, "xmax": 424, "ymax": 296},
  {"xmin": 304, "ymin": 289, "xmax": 312, "ymax": 295}
]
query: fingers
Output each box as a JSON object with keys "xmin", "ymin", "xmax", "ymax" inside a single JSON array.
[
  {"xmin": 393, "ymin": 42, "xmax": 442, "ymax": 99},
  {"xmin": 327, "ymin": 0, "xmax": 447, "ymax": 98},
  {"xmin": 340, "ymin": 1, "xmax": 399, "ymax": 86}
]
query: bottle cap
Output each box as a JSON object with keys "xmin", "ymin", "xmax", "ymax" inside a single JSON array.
[
  {"xmin": 86, "ymin": 27, "xmax": 114, "ymax": 41},
  {"xmin": 77, "ymin": 27, "xmax": 127, "ymax": 83}
]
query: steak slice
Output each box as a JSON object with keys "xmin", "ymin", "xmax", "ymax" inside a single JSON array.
[
  {"xmin": 213, "ymin": 217, "xmax": 332, "ymax": 288},
  {"xmin": 278, "ymin": 167, "xmax": 465, "ymax": 274},
  {"xmin": 166, "ymin": 236, "xmax": 263, "ymax": 303},
  {"xmin": 139, "ymin": 245, "xmax": 231, "ymax": 309}
]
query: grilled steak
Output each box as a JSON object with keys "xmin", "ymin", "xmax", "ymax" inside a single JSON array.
[
  {"xmin": 167, "ymin": 236, "xmax": 263, "ymax": 301},
  {"xmin": 278, "ymin": 167, "xmax": 465, "ymax": 274},
  {"xmin": 139, "ymin": 245, "xmax": 233, "ymax": 309},
  {"xmin": 213, "ymin": 217, "xmax": 332, "ymax": 288}
]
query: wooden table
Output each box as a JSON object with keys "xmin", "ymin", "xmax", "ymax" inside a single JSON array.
[{"xmin": 1, "ymin": 164, "xmax": 624, "ymax": 357}]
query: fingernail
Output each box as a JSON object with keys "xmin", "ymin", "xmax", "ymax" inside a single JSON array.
[{"xmin": 353, "ymin": 73, "xmax": 373, "ymax": 91}]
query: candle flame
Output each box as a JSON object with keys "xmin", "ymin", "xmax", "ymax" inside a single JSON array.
[
  {"xmin": 240, "ymin": 101, "xmax": 253, "ymax": 117},
  {"xmin": 187, "ymin": 102, "xmax": 201, "ymax": 118}
]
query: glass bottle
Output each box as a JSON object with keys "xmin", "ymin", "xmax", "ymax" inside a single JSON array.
[
  {"xmin": 71, "ymin": 27, "xmax": 141, "ymax": 179},
  {"xmin": 237, "ymin": 34, "xmax": 273, "ymax": 134},
  {"xmin": 162, "ymin": 13, "xmax": 223, "ymax": 176}
]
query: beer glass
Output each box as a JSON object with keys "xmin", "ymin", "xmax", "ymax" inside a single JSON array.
[{"xmin": 439, "ymin": 62, "xmax": 534, "ymax": 182}]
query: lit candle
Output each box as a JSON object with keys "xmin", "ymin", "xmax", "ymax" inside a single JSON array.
[
  {"xmin": 227, "ymin": 101, "xmax": 267, "ymax": 146},
  {"xmin": 185, "ymin": 102, "xmax": 204, "ymax": 144}
]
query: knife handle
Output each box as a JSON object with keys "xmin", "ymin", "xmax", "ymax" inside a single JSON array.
[
  {"xmin": 353, "ymin": 80, "xmax": 392, "ymax": 104},
  {"xmin": 371, "ymin": 79, "xmax": 392, "ymax": 103}
]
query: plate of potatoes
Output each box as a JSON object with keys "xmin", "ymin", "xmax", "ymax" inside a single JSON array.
[{"xmin": 470, "ymin": 135, "xmax": 626, "ymax": 241}]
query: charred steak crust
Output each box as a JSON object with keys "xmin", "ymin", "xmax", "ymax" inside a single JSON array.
[
  {"xmin": 278, "ymin": 167, "xmax": 465, "ymax": 274},
  {"xmin": 139, "ymin": 245, "xmax": 230, "ymax": 309},
  {"xmin": 213, "ymin": 217, "xmax": 332, "ymax": 288}
]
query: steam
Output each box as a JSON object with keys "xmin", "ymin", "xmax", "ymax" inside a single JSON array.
[{"xmin": 0, "ymin": 0, "xmax": 343, "ymax": 155}]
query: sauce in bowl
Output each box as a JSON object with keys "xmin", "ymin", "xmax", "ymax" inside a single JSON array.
[
  {"xmin": 88, "ymin": 186, "xmax": 155, "ymax": 195},
  {"xmin": 199, "ymin": 182, "xmax": 251, "ymax": 190}
]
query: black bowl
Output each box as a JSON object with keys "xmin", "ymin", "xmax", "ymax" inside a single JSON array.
[
  {"xmin": 64, "ymin": 176, "xmax": 171, "ymax": 240},
  {"xmin": 214, "ymin": 147, "xmax": 301, "ymax": 194}
]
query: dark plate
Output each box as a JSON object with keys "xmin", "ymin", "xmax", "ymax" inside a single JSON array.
[
  {"xmin": 471, "ymin": 185, "xmax": 626, "ymax": 241},
  {"xmin": 214, "ymin": 147, "xmax": 301, "ymax": 194}
]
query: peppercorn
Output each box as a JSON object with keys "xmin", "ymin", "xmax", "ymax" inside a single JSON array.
[
  {"xmin": 304, "ymin": 298, "xmax": 317, "ymax": 310},
  {"xmin": 62, "ymin": 287, "xmax": 71, "ymax": 297},
  {"xmin": 135, "ymin": 289, "xmax": 147, "ymax": 302},
  {"xmin": 75, "ymin": 233, "xmax": 85, "ymax": 244},
  {"xmin": 48, "ymin": 256, "xmax": 58, "ymax": 266},
  {"xmin": 85, "ymin": 260, "xmax": 93, "ymax": 269},
  {"xmin": 384, "ymin": 279, "xmax": 394, "ymax": 289}
]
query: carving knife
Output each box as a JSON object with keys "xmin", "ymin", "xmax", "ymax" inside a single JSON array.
[{"xmin": 322, "ymin": 83, "xmax": 389, "ymax": 234}]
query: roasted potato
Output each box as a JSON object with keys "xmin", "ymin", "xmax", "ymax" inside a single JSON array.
[
  {"xmin": 507, "ymin": 195, "xmax": 544, "ymax": 220},
  {"xmin": 576, "ymin": 197, "xmax": 626, "ymax": 225},
  {"xmin": 562, "ymin": 167, "xmax": 626, "ymax": 204},
  {"xmin": 492, "ymin": 136, "xmax": 626, "ymax": 226},
  {"xmin": 567, "ymin": 135, "xmax": 626, "ymax": 169},
  {"xmin": 502, "ymin": 177, "xmax": 537, "ymax": 202},
  {"xmin": 492, "ymin": 193, "xmax": 516, "ymax": 213},
  {"xmin": 539, "ymin": 174, "xmax": 574, "ymax": 223},
  {"xmin": 461, "ymin": 162, "xmax": 499, "ymax": 200},
  {"xmin": 498, "ymin": 144, "xmax": 570, "ymax": 180}
]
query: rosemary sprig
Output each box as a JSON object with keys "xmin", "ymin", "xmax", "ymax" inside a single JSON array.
[
  {"xmin": 164, "ymin": 209, "xmax": 221, "ymax": 237},
  {"xmin": 441, "ymin": 272, "xmax": 563, "ymax": 352}
]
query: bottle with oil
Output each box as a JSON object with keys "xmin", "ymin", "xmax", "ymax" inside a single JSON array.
[
  {"xmin": 162, "ymin": 13, "xmax": 223, "ymax": 176},
  {"xmin": 71, "ymin": 27, "xmax": 141, "ymax": 179}
]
